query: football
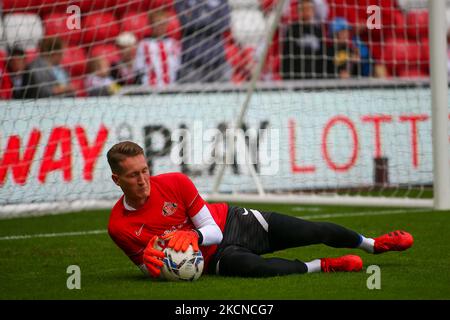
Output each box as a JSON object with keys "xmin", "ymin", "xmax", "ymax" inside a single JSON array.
[{"xmin": 154, "ymin": 238, "xmax": 204, "ymax": 281}]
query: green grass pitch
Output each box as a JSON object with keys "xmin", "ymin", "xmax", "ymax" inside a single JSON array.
[{"xmin": 0, "ymin": 203, "xmax": 449, "ymax": 300}]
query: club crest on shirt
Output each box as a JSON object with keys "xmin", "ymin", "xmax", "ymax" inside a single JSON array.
[{"xmin": 162, "ymin": 202, "xmax": 178, "ymax": 216}]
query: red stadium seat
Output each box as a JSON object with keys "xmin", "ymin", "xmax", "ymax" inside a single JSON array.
[
  {"xmin": 90, "ymin": 44, "xmax": 121, "ymax": 64},
  {"xmin": 387, "ymin": 10, "xmax": 407, "ymax": 38},
  {"xmin": 70, "ymin": 76, "xmax": 87, "ymax": 97},
  {"xmin": 114, "ymin": 0, "xmax": 173, "ymax": 17},
  {"xmin": 2, "ymin": 0, "xmax": 41, "ymax": 14},
  {"xmin": 82, "ymin": 13, "xmax": 120, "ymax": 44},
  {"xmin": 3, "ymin": 0, "xmax": 69, "ymax": 15},
  {"xmin": 120, "ymin": 12, "xmax": 152, "ymax": 41},
  {"xmin": 224, "ymin": 32, "xmax": 240, "ymax": 68},
  {"xmin": 0, "ymin": 50, "xmax": 7, "ymax": 69},
  {"xmin": 38, "ymin": 0, "xmax": 71, "ymax": 15},
  {"xmin": 328, "ymin": 0, "xmax": 359, "ymax": 24},
  {"xmin": 166, "ymin": 11, "xmax": 182, "ymax": 41},
  {"xmin": 78, "ymin": 0, "xmax": 119, "ymax": 13},
  {"xmin": 381, "ymin": 38, "xmax": 429, "ymax": 76},
  {"xmin": 406, "ymin": 10, "xmax": 429, "ymax": 40},
  {"xmin": 398, "ymin": 67, "xmax": 428, "ymax": 78},
  {"xmin": 61, "ymin": 46, "xmax": 88, "ymax": 77},
  {"xmin": 43, "ymin": 13, "xmax": 82, "ymax": 46},
  {"xmin": 115, "ymin": 0, "xmax": 151, "ymax": 16}
]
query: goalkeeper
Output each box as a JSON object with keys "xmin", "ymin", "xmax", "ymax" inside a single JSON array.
[{"xmin": 107, "ymin": 141, "xmax": 413, "ymax": 278}]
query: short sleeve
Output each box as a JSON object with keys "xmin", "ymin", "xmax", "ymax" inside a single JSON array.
[{"xmin": 177, "ymin": 173, "xmax": 206, "ymax": 218}]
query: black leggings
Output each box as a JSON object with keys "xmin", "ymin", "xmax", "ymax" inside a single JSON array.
[{"xmin": 217, "ymin": 212, "xmax": 361, "ymax": 277}]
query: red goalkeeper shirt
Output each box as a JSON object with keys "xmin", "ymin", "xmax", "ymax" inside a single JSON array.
[{"xmin": 108, "ymin": 172, "xmax": 228, "ymax": 272}]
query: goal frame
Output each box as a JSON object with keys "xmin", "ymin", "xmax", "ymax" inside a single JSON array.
[{"xmin": 208, "ymin": 0, "xmax": 449, "ymax": 210}]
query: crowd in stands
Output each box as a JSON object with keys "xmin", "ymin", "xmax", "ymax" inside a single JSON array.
[{"xmin": 0, "ymin": 0, "xmax": 439, "ymax": 99}]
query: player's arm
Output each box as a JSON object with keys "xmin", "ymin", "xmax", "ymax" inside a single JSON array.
[
  {"xmin": 162, "ymin": 204, "xmax": 223, "ymax": 252},
  {"xmin": 162, "ymin": 174, "xmax": 223, "ymax": 252},
  {"xmin": 190, "ymin": 203, "xmax": 223, "ymax": 246}
]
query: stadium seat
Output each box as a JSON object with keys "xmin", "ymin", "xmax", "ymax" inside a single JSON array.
[
  {"xmin": 3, "ymin": 14, "xmax": 44, "ymax": 49},
  {"xmin": 43, "ymin": 13, "xmax": 82, "ymax": 46},
  {"xmin": 398, "ymin": 67, "xmax": 428, "ymax": 78},
  {"xmin": 3, "ymin": 0, "xmax": 69, "ymax": 15},
  {"xmin": 381, "ymin": 38, "xmax": 429, "ymax": 77},
  {"xmin": 114, "ymin": 0, "xmax": 173, "ymax": 16},
  {"xmin": 328, "ymin": 0, "xmax": 359, "ymax": 24},
  {"xmin": 165, "ymin": 11, "xmax": 182, "ymax": 41},
  {"xmin": 406, "ymin": 10, "xmax": 429, "ymax": 40},
  {"xmin": 0, "ymin": 49, "xmax": 7, "ymax": 69},
  {"xmin": 120, "ymin": 12, "xmax": 152, "ymax": 41},
  {"xmin": 81, "ymin": 13, "xmax": 120, "ymax": 44},
  {"xmin": 38, "ymin": 0, "xmax": 71, "ymax": 16},
  {"xmin": 388, "ymin": 10, "xmax": 407, "ymax": 38},
  {"xmin": 70, "ymin": 76, "xmax": 88, "ymax": 97},
  {"xmin": 2, "ymin": 0, "xmax": 41, "ymax": 14},
  {"xmin": 78, "ymin": 0, "xmax": 119, "ymax": 13},
  {"xmin": 61, "ymin": 46, "xmax": 88, "ymax": 77},
  {"xmin": 89, "ymin": 44, "xmax": 121, "ymax": 64}
]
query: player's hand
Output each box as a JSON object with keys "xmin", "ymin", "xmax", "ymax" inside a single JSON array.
[
  {"xmin": 143, "ymin": 236, "xmax": 165, "ymax": 278},
  {"xmin": 161, "ymin": 229, "xmax": 199, "ymax": 252}
]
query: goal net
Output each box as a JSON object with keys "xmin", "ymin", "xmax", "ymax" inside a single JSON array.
[{"xmin": 0, "ymin": 0, "xmax": 448, "ymax": 217}]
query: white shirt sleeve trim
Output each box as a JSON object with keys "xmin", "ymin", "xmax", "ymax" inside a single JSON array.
[{"xmin": 191, "ymin": 205, "xmax": 223, "ymax": 246}]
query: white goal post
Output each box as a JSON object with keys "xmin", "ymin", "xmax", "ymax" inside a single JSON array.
[
  {"xmin": 209, "ymin": 0, "xmax": 449, "ymax": 210},
  {"xmin": 429, "ymin": 0, "xmax": 450, "ymax": 210}
]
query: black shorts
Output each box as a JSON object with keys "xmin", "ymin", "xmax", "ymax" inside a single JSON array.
[{"xmin": 208, "ymin": 206, "xmax": 273, "ymax": 274}]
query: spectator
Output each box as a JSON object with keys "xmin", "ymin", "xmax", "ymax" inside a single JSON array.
[
  {"xmin": 282, "ymin": 0, "xmax": 327, "ymax": 79},
  {"xmin": 312, "ymin": 0, "xmax": 329, "ymax": 23},
  {"xmin": 134, "ymin": 7, "xmax": 181, "ymax": 88},
  {"xmin": 174, "ymin": 0, "xmax": 232, "ymax": 83},
  {"xmin": 325, "ymin": 17, "xmax": 361, "ymax": 79},
  {"xmin": 0, "ymin": 46, "xmax": 27, "ymax": 99},
  {"xmin": 85, "ymin": 56, "xmax": 120, "ymax": 96},
  {"xmin": 111, "ymin": 32, "xmax": 141, "ymax": 86},
  {"xmin": 20, "ymin": 37, "xmax": 75, "ymax": 99},
  {"xmin": 351, "ymin": 24, "xmax": 387, "ymax": 78}
]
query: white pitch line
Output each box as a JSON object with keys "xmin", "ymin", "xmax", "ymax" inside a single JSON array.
[
  {"xmin": 298, "ymin": 208, "xmax": 429, "ymax": 220},
  {"xmin": 0, "ymin": 209, "xmax": 430, "ymax": 241},
  {"xmin": 0, "ymin": 229, "xmax": 107, "ymax": 241}
]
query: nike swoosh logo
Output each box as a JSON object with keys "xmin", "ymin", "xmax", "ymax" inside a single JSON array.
[
  {"xmin": 135, "ymin": 224, "xmax": 145, "ymax": 237},
  {"xmin": 242, "ymin": 208, "xmax": 249, "ymax": 216}
]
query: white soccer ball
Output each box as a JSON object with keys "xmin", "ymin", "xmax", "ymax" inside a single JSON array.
[{"xmin": 154, "ymin": 238, "xmax": 204, "ymax": 281}]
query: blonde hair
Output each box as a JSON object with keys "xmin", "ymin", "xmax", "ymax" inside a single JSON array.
[{"xmin": 107, "ymin": 141, "xmax": 144, "ymax": 173}]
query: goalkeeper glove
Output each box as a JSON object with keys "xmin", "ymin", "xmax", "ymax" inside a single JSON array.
[
  {"xmin": 161, "ymin": 229, "xmax": 200, "ymax": 252},
  {"xmin": 143, "ymin": 235, "xmax": 165, "ymax": 278}
]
